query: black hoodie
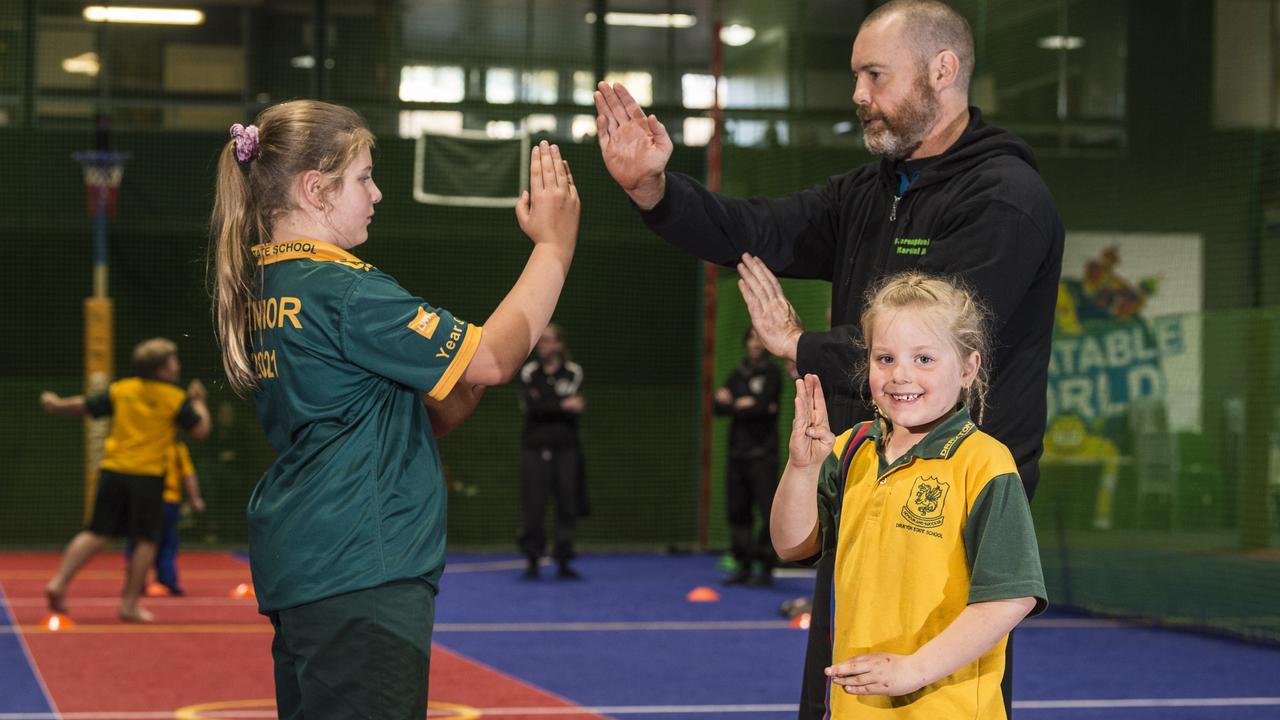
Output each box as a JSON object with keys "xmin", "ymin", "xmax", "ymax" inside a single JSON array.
[{"xmin": 640, "ymin": 107, "xmax": 1063, "ymax": 499}]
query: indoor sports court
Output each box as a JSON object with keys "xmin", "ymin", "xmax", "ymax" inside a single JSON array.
[{"xmin": 2, "ymin": 1, "xmax": 1279, "ymax": 719}]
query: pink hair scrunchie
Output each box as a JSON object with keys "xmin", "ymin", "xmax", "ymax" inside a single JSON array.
[{"xmin": 230, "ymin": 123, "xmax": 260, "ymax": 163}]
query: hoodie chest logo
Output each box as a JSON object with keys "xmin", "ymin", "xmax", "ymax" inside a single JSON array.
[{"xmin": 894, "ymin": 237, "xmax": 931, "ymax": 256}]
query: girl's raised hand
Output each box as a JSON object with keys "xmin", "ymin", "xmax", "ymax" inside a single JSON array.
[
  {"xmin": 788, "ymin": 374, "xmax": 834, "ymax": 468},
  {"xmin": 515, "ymin": 141, "xmax": 580, "ymax": 251}
]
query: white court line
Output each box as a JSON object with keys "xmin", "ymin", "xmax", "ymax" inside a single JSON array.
[
  {"xmin": 1015, "ymin": 697, "xmax": 1280, "ymax": 709},
  {"xmin": 445, "ymin": 560, "xmax": 535, "ymax": 573},
  {"xmin": 0, "ymin": 620, "xmax": 792, "ymax": 635},
  {"xmin": 1019, "ymin": 617, "xmax": 1137, "ymax": 628},
  {"xmin": 0, "ymin": 706, "xmax": 792, "ymax": 719},
  {"xmin": 0, "ymin": 617, "xmax": 1214, "ymax": 633},
  {"xmin": 3, "ymin": 698, "xmax": 1280, "ymax": 718},
  {"xmin": 434, "ymin": 620, "xmax": 793, "ymax": 632},
  {"xmin": 0, "ymin": 615, "xmax": 1247, "ymax": 633},
  {"xmin": 439, "ymin": 560, "xmax": 817, "ymax": 577}
]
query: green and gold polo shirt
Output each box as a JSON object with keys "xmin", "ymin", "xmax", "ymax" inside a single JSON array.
[
  {"xmin": 85, "ymin": 378, "xmax": 201, "ymax": 477},
  {"xmin": 817, "ymin": 408, "xmax": 1046, "ymax": 719},
  {"xmin": 245, "ymin": 239, "xmax": 482, "ymax": 613}
]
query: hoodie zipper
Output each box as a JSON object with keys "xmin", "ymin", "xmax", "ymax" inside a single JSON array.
[{"xmin": 891, "ymin": 170, "xmax": 918, "ymax": 223}]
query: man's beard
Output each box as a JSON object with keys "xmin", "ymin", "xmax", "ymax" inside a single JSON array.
[{"xmin": 857, "ymin": 71, "xmax": 939, "ymax": 160}]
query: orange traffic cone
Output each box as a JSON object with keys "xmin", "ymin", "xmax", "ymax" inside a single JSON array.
[
  {"xmin": 43, "ymin": 614, "xmax": 75, "ymax": 631},
  {"xmin": 686, "ymin": 586, "xmax": 720, "ymax": 602},
  {"xmin": 229, "ymin": 582, "xmax": 256, "ymax": 600}
]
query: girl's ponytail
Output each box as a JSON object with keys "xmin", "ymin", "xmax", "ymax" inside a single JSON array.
[{"xmin": 209, "ymin": 140, "xmax": 257, "ymax": 395}]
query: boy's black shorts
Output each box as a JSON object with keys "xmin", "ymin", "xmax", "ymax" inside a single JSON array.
[{"xmin": 87, "ymin": 469, "xmax": 165, "ymax": 542}]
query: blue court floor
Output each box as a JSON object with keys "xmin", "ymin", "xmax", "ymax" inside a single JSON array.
[{"xmin": 433, "ymin": 552, "xmax": 1280, "ymax": 720}]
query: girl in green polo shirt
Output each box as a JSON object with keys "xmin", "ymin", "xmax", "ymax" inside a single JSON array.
[
  {"xmin": 209, "ymin": 100, "xmax": 579, "ymax": 720},
  {"xmin": 772, "ymin": 272, "xmax": 1046, "ymax": 719}
]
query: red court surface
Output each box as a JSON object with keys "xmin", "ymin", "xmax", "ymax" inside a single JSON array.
[{"xmin": 1, "ymin": 551, "xmax": 607, "ymax": 719}]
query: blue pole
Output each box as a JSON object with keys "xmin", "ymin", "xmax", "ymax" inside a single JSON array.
[{"xmin": 93, "ymin": 183, "xmax": 108, "ymax": 297}]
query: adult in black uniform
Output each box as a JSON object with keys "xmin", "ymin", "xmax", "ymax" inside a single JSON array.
[
  {"xmin": 714, "ymin": 328, "xmax": 782, "ymax": 586},
  {"xmin": 594, "ymin": 1, "xmax": 1063, "ymax": 715},
  {"xmin": 518, "ymin": 324, "xmax": 585, "ymax": 580}
]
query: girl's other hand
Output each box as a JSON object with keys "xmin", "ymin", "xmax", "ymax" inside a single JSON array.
[{"xmin": 788, "ymin": 374, "xmax": 834, "ymax": 468}]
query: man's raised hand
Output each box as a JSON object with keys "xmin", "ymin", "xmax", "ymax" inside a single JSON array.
[{"xmin": 594, "ymin": 82, "xmax": 672, "ymax": 210}]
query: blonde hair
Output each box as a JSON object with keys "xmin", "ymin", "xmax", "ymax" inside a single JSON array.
[
  {"xmin": 858, "ymin": 272, "xmax": 991, "ymax": 423},
  {"xmin": 132, "ymin": 337, "xmax": 178, "ymax": 379},
  {"xmin": 209, "ymin": 100, "xmax": 375, "ymax": 395}
]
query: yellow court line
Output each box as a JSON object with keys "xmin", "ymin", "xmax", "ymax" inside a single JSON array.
[
  {"xmin": 5, "ymin": 597, "xmax": 256, "ymax": 607},
  {"xmin": 8, "ymin": 623, "xmax": 271, "ymax": 635},
  {"xmin": 0, "ymin": 569, "xmax": 250, "ymax": 580}
]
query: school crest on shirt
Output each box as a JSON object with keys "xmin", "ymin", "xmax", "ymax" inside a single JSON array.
[{"xmin": 901, "ymin": 475, "xmax": 949, "ymax": 529}]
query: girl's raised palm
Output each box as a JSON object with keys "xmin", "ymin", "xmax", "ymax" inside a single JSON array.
[
  {"xmin": 789, "ymin": 374, "xmax": 835, "ymax": 468},
  {"xmin": 515, "ymin": 142, "xmax": 580, "ymax": 249}
]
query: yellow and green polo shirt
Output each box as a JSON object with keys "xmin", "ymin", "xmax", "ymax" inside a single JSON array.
[
  {"xmin": 245, "ymin": 239, "xmax": 482, "ymax": 613},
  {"xmin": 85, "ymin": 378, "xmax": 202, "ymax": 477},
  {"xmin": 816, "ymin": 408, "xmax": 1046, "ymax": 719},
  {"xmin": 162, "ymin": 442, "xmax": 195, "ymax": 504}
]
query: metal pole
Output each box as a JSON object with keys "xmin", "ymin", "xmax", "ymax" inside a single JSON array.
[
  {"xmin": 593, "ymin": 0, "xmax": 608, "ymax": 85},
  {"xmin": 313, "ymin": 0, "xmax": 329, "ymax": 99},
  {"xmin": 22, "ymin": 0, "xmax": 35, "ymax": 127},
  {"xmin": 698, "ymin": 8, "xmax": 726, "ymax": 549}
]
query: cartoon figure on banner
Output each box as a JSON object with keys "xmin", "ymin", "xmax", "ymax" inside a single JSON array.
[{"xmin": 1076, "ymin": 246, "xmax": 1161, "ymax": 322}]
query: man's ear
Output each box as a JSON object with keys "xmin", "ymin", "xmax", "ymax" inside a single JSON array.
[{"xmin": 932, "ymin": 50, "xmax": 960, "ymax": 91}]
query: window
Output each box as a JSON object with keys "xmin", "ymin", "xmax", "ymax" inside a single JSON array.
[
  {"xmin": 682, "ymin": 73, "xmax": 718, "ymax": 109},
  {"xmin": 399, "ymin": 65, "xmax": 466, "ymax": 103},
  {"xmin": 486, "ymin": 68, "xmax": 517, "ymax": 104},
  {"xmin": 575, "ymin": 71, "xmax": 653, "ymax": 106},
  {"xmin": 523, "ymin": 70, "xmax": 558, "ymax": 104},
  {"xmin": 682, "ymin": 117, "xmax": 714, "ymax": 146},
  {"xmin": 398, "ymin": 110, "xmax": 464, "ymax": 138}
]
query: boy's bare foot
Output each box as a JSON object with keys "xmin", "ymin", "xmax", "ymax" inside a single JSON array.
[
  {"xmin": 45, "ymin": 585, "xmax": 67, "ymax": 614},
  {"xmin": 117, "ymin": 606, "xmax": 155, "ymax": 623}
]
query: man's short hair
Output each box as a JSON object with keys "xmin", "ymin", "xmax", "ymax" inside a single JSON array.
[
  {"xmin": 132, "ymin": 337, "xmax": 178, "ymax": 379},
  {"xmin": 863, "ymin": 0, "xmax": 975, "ymax": 91}
]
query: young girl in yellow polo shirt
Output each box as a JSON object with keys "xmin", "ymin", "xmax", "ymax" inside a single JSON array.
[{"xmin": 772, "ymin": 272, "xmax": 1046, "ymax": 719}]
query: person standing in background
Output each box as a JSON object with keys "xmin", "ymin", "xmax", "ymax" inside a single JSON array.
[
  {"xmin": 126, "ymin": 440, "xmax": 206, "ymax": 596},
  {"xmin": 518, "ymin": 323, "xmax": 587, "ymax": 580},
  {"xmin": 714, "ymin": 328, "xmax": 781, "ymax": 586}
]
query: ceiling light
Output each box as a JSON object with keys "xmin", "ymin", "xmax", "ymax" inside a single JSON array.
[
  {"xmin": 719, "ymin": 24, "xmax": 755, "ymax": 46},
  {"xmin": 62, "ymin": 51, "xmax": 100, "ymax": 77},
  {"xmin": 1037, "ymin": 35, "xmax": 1085, "ymax": 50},
  {"xmin": 83, "ymin": 6, "xmax": 205, "ymax": 25},
  {"xmin": 584, "ymin": 12, "xmax": 697, "ymax": 29}
]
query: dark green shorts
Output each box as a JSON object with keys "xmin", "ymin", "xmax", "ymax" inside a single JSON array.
[{"xmin": 268, "ymin": 578, "xmax": 436, "ymax": 720}]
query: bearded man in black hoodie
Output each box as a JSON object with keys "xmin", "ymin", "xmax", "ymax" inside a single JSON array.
[{"xmin": 594, "ymin": 1, "xmax": 1062, "ymax": 717}]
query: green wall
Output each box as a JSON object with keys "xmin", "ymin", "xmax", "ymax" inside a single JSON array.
[{"xmin": 0, "ymin": 129, "xmax": 710, "ymax": 549}]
